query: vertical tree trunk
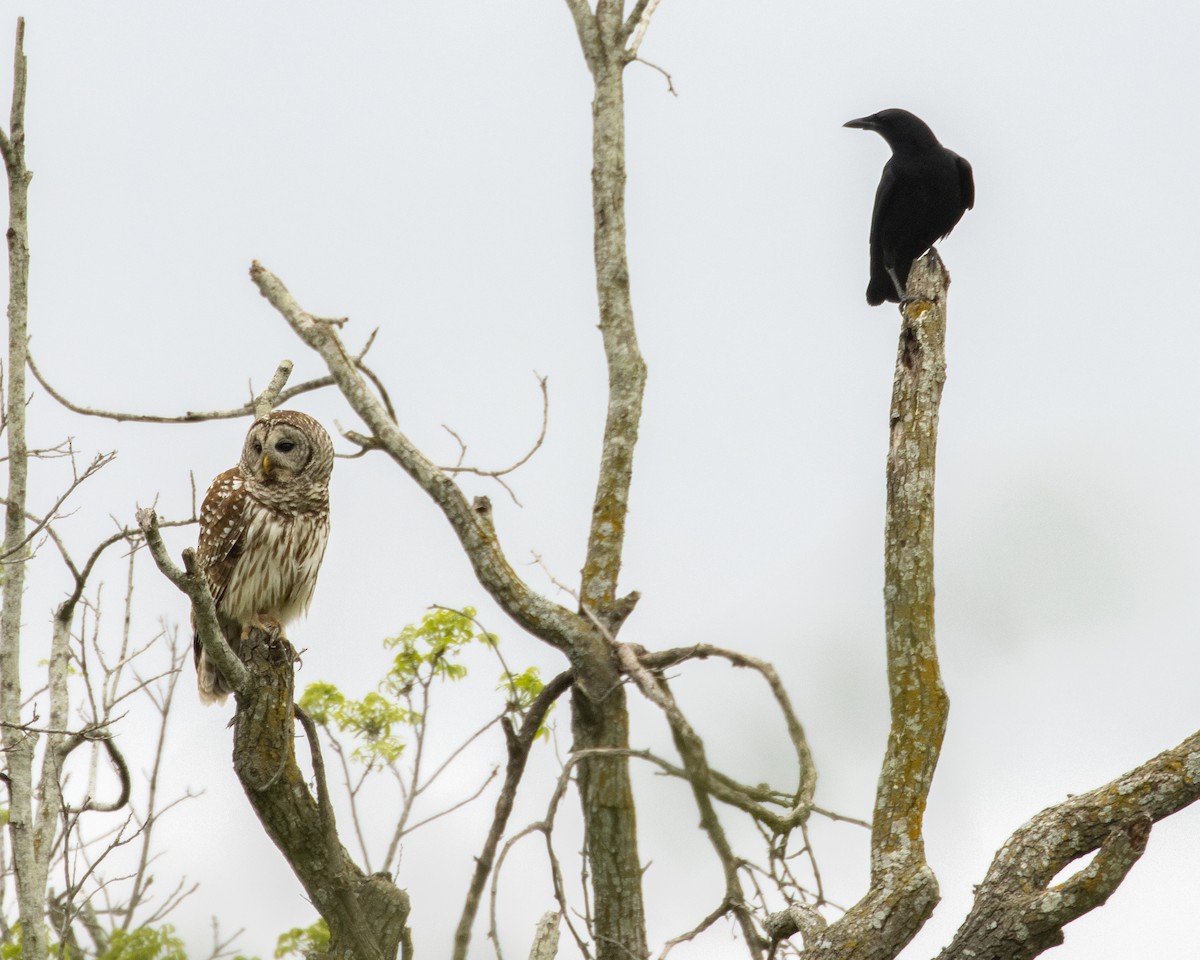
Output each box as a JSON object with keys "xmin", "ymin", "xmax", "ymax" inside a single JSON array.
[
  {"xmin": 571, "ymin": 682, "xmax": 648, "ymax": 960},
  {"xmin": 0, "ymin": 21, "xmax": 45, "ymax": 960},
  {"xmin": 569, "ymin": 6, "xmax": 651, "ymax": 957},
  {"xmin": 802, "ymin": 253, "xmax": 951, "ymax": 960}
]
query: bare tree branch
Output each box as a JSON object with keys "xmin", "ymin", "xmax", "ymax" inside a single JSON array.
[
  {"xmin": 624, "ymin": 0, "xmax": 663, "ymax": 57},
  {"xmin": 937, "ymin": 724, "xmax": 1200, "ymax": 960},
  {"xmin": 252, "ymin": 360, "xmax": 294, "ymax": 418},
  {"xmin": 438, "ymin": 373, "xmax": 550, "ymax": 506},
  {"xmin": 135, "ymin": 508, "xmax": 248, "ymax": 696},
  {"xmin": 60, "ymin": 733, "xmax": 131, "ymax": 815},
  {"xmin": 0, "ymin": 451, "xmax": 115, "ymax": 562},
  {"xmin": 642, "ymin": 643, "xmax": 816, "ymax": 825},
  {"xmin": 230, "ymin": 622, "xmax": 411, "ymax": 959},
  {"xmin": 561, "ymin": 0, "xmax": 603, "ymax": 77},
  {"xmin": 28, "ymin": 350, "xmax": 338, "ymax": 424},
  {"xmin": 583, "ymin": 615, "xmax": 763, "ymax": 957}
]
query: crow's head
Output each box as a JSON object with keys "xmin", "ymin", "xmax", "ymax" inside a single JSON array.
[{"xmin": 844, "ymin": 108, "xmax": 940, "ymax": 152}]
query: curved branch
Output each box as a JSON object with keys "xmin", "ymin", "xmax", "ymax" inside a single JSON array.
[
  {"xmin": 938, "ymin": 725, "xmax": 1200, "ymax": 960},
  {"xmin": 252, "ymin": 360, "xmax": 295, "ymax": 418},
  {"xmin": 61, "ymin": 732, "xmax": 131, "ymax": 814},
  {"xmin": 587, "ymin": 622, "xmax": 762, "ymax": 957},
  {"xmin": 643, "ymin": 642, "xmax": 817, "ymax": 823},
  {"xmin": 438, "ymin": 373, "xmax": 550, "ymax": 506}
]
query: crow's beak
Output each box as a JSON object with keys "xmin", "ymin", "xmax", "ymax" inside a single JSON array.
[{"xmin": 843, "ymin": 115, "xmax": 877, "ymax": 131}]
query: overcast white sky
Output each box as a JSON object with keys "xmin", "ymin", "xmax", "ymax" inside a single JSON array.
[{"xmin": 5, "ymin": 2, "xmax": 1200, "ymax": 957}]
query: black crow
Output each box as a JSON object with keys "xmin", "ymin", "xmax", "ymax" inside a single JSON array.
[{"xmin": 844, "ymin": 108, "xmax": 974, "ymax": 305}]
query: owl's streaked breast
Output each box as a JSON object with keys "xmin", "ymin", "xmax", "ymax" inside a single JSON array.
[{"xmin": 221, "ymin": 503, "xmax": 330, "ymax": 626}]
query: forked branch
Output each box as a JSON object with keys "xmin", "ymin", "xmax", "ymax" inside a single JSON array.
[{"xmin": 937, "ymin": 725, "xmax": 1200, "ymax": 960}]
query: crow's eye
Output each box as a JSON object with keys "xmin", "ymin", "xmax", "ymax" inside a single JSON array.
[{"xmin": 275, "ymin": 440, "xmax": 296, "ymax": 453}]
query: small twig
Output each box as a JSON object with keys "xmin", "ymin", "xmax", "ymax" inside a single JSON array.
[
  {"xmin": 549, "ymin": 579, "xmax": 763, "ymax": 956},
  {"xmin": 1, "ymin": 451, "xmax": 115, "ymax": 561},
  {"xmin": 401, "ymin": 766, "xmax": 498, "ymax": 836},
  {"xmin": 810, "ymin": 805, "xmax": 870, "ymax": 830},
  {"xmin": 438, "ymin": 374, "xmax": 550, "ymax": 507},
  {"xmin": 659, "ymin": 898, "xmax": 736, "ymax": 960},
  {"xmin": 633, "ymin": 56, "xmax": 677, "ymax": 96}
]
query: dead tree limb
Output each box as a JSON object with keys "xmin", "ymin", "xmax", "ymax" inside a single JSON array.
[
  {"xmin": 936, "ymin": 726, "xmax": 1200, "ymax": 960},
  {"xmin": 787, "ymin": 252, "xmax": 951, "ymax": 959}
]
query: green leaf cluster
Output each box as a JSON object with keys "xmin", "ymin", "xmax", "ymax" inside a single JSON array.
[
  {"xmin": 299, "ymin": 607, "xmax": 495, "ymax": 766},
  {"xmin": 299, "ymin": 683, "xmax": 410, "ymax": 764},
  {"xmin": 382, "ymin": 605, "xmax": 494, "ymax": 687},
  {"xmin": 273, "ymin": 919, "xmax": 328, "ymax": 959},
  {"xmin": 97, "ymin": 926, "xmax": 187, "ymax": 960},
  {"xmin": 0, "ymin": 924, "xmax": 188, "ymax": 960},
  {"xmin": 498, "ymin": 666, "xmax": 551, "ymax": 740}
]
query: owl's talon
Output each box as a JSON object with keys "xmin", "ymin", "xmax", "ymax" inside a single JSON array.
[{"xmin": 242, "ymin": 615, "xmax": 283, "ymax": 642}]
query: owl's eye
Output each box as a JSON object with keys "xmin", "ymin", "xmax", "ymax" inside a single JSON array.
[
  {"xmin": 275, "ymin": 440, "xmax": 296, "ymax": 453},
  {"xmin": 252, "ymin": 441, "xmax": 263, "ymax": 455}
]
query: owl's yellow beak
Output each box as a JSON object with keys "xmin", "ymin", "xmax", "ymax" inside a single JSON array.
[{"xmin": 262, "ymin": 455, "xmax": 272, "ymax": 476}]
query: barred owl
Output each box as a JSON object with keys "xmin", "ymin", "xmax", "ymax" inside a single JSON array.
[{"xmin": 193, "ymin": 409, "xmax": 334, "ymax": 704}]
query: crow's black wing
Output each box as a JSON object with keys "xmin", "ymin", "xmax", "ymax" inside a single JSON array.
[{"xmin": 866, "ymin": 161, "xmax": 903, "ymax": 304}]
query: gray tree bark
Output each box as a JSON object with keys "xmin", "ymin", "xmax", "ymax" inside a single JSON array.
[{"xmin": 0, "ymin": 23, "xmax": 56, "ymax": 960}]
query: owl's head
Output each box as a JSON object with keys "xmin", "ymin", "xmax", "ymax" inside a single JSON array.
[{"xmin": 240, "ymin": 410, "xmax": 334, "ymax": 487}]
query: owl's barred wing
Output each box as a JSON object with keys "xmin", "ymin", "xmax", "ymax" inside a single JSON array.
[{"xmin": 196, "ymin": 467, "xmax": 251, "ymax": 610}]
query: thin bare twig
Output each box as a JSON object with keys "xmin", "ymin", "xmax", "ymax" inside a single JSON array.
[
  {"xmin": 1, "ymin": 451, "xmax": 115, "ymax": 561},
  {"xmin": 437, "ymin": 373, "xmax": 550, "ymax": 506},
  {"xmin": 633, "ymin": 57, "xmax": 677, "ymax": 95}
]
